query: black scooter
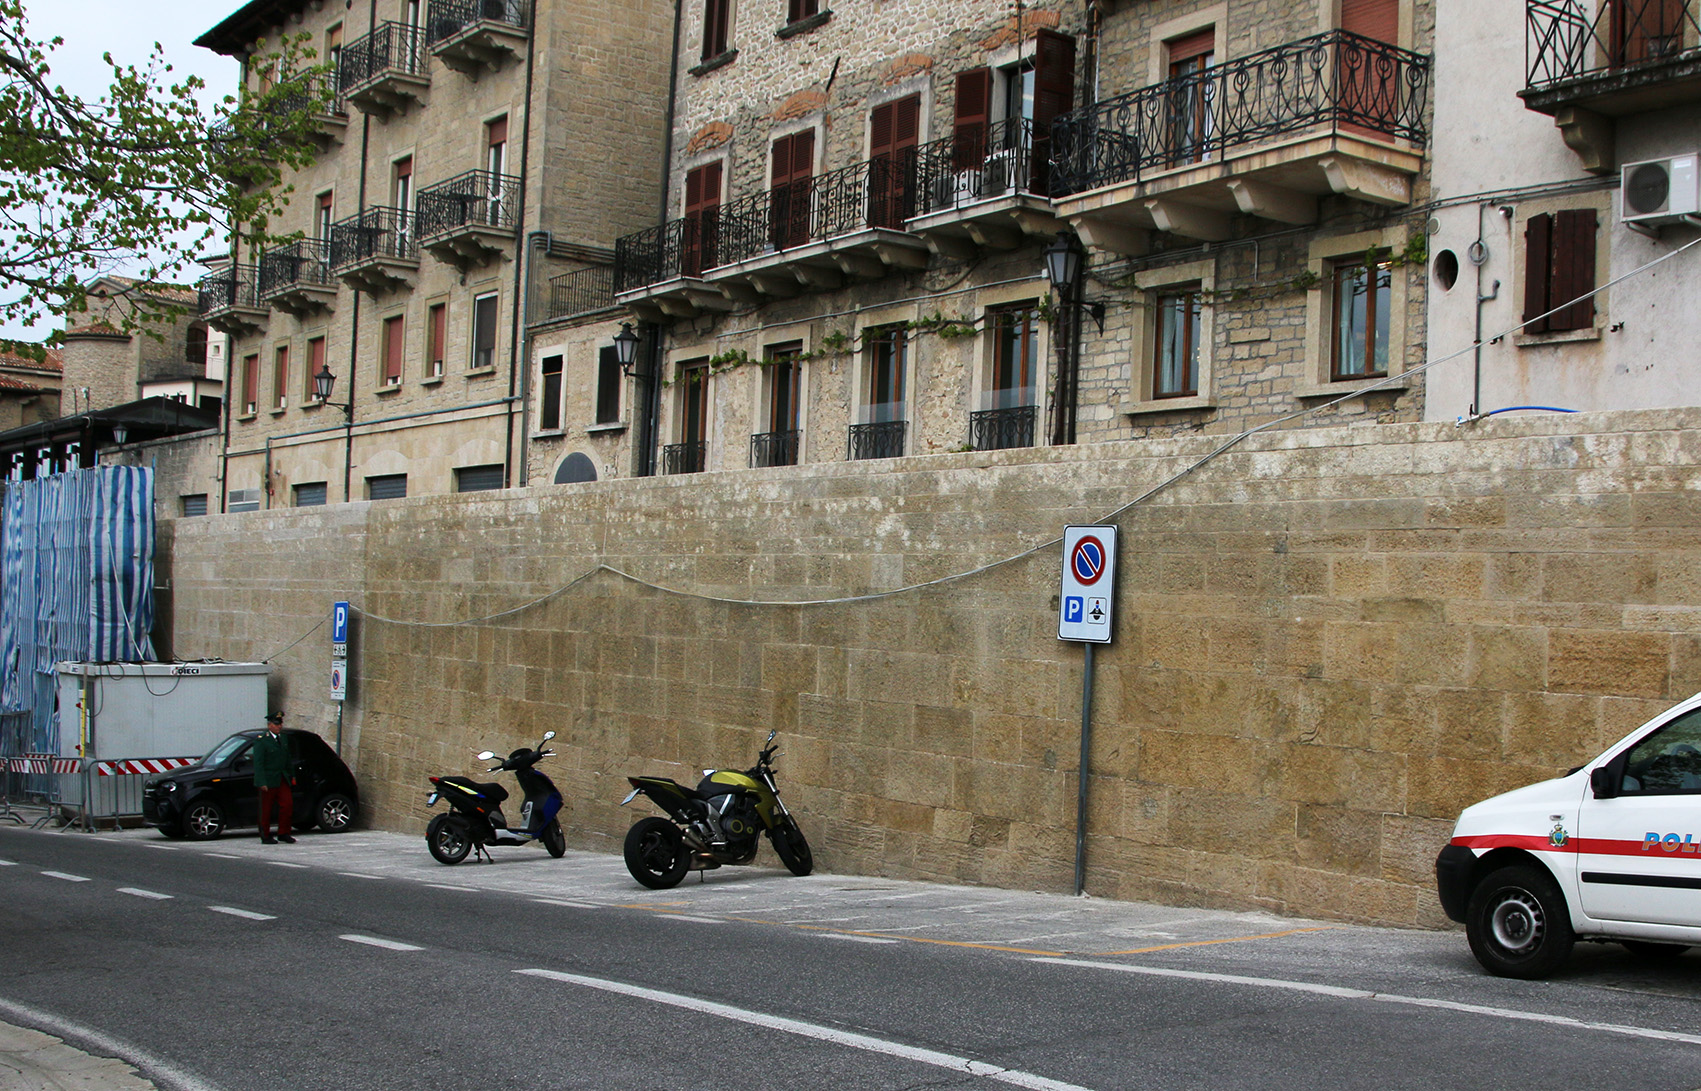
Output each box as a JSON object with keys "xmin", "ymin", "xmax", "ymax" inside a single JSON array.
[{"xmin": 425, "ymin": 731, "xmax": 566, "ymax": 864}]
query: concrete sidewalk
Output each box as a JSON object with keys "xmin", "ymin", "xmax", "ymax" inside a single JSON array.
[{"xmin": 0, "ymin": 1021, "xmax": 155, "ymax": 1091}]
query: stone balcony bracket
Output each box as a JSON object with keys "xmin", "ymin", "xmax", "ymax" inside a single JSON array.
[
  {"xmin": 432, "ymin": 21, "xmax": 529, "ymax": 79},
  {"xmin": 344, "ymin": 72, "xmax": 429, "ymax": 121}
]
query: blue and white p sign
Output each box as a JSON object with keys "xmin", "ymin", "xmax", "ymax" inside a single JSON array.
[
  {"xmin": 1059, "ymin": 526, "xmax": 1117, "ymax": 644},
  {"xmin": 332, "ymin": 601, "xmax": 350, "ymax": 658}
]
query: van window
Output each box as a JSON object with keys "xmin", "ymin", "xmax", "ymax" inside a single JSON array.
[{"xmin": 1621, "ymin": 708, "xmax": 1701, "ymax": 795}]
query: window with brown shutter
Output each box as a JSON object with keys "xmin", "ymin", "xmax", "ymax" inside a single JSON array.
[
  {"xmin": 1030, "ymin": 30, "xmax": 1076, "ymax": 192},
  {"xmin": 242, "ymin": 354, "xmax": 259, "ymax": 414},
  {"xmin": 770, "ymin": 130, "xmax": 815, "ymax": 248},
  {"xmin": 306, "ymin": 336, "xmax": 326, "ymax": 401},
  {"xmin": 1524, "ymin": 210, "xmax": 1597, "ymax": 334},
  {"xmin": 383, "ymin": 315, "xmax": 404, "ymax": 385},
  {"xmin": 702, "ymin": 0, "xmax": 730, "ymax": 60},
  {"xmin": 428, "ymin": 302, "xmax": 447, "ymax": 376},
  {"xmin": 787, "ymin": 0, "xmax": 819, "ymax": 24},
  {"xmin": 1341, "ymin": 0, "xmax": 1397, "ymax": 132},
  {"xmin": 274, "ymin": 345, "xmax": 290, "ymax": 409},
  {"xmin": 683, "ymin": 161, "xmax": 722, "ymax": 276},
  {"xmin": 869, "ymin": 95, "xmax": 920, "ymax": 227},
  {"xmin": 953, "ymin": 68, "xmax": 992, "ymax": 170}
]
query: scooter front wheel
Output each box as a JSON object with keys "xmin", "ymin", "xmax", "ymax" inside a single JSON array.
[
  {"xmin": 427, "ymin": 813, "xmax": 472, "ymax": 865},
  {"xmin": 543, "ymin": 819, "xmax": 566, "ymax": 858},
  {"xmin": 624, "ymin": 817, "xmax": 688, "ymax": 888}
]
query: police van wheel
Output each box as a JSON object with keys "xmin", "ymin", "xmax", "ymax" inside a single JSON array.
[{"xmin": 1466, "ymin": 864, "xmax": 1574, "ymax": 979}]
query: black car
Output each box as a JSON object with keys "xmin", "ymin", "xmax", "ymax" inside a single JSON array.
[{"xmin": 142, "ymin": 728, "xmax": 360, "ymax": 840}]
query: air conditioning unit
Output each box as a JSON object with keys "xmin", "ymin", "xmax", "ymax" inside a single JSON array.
[
  {"xmin": 981, "ymin": 149, "xmax": 1020, "ymax": 197},
  {"xmin": 1621, "ymin": 154, "xmax": 1701, "ymax": 233}
]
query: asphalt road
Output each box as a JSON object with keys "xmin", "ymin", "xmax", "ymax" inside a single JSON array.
[{"xmin": 1, "ymin": 824, "xmax": 1698, "ymax": 1091}]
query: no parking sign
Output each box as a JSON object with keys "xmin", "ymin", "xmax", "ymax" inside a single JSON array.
[{"xmin": 1059, "ymin": 525, "xmax": 1117, "ymax": 644}]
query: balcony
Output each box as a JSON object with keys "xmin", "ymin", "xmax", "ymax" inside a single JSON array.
[
  {"xmin": 906, "ymin": 118, "xmax": 1063, "ymax": 258},
  {"xmin": 329, "ymin": 207, "xmax": 419, "ymax": 294},
  {"xmin": 208, "ymin": 119, "xmax": 274, "ymax": 189},
  {"xmin": 749, "ymin": 429, "xmax": 800, "ymax": 468},
  {"xmin": 197, "ymin": 265, "xmax": 267, "ymax": 335},
  {"xmin": 969, "ymin": 405, "xmax": 1036, "ymax": 452},
  {"xmin": 662, "ymin": 441, "xmax": 707, "ymax": 475},
  {"xmin": 339, "ymin": 22, "xmax": 429, "ymax": 119},
  {"xmin": 1523, "ymin": 1, "xmax": 1701, "ymax": 169},
  {"xmin": 848, "ymin": 420, "xmax": 906, "ymax": 460},
  {"xmin": 258, "ymin": 239, "xmax": 337, "ymax": 316},
  {"xmin": 427, "ymin": 0, "xmax": 530, "ymax": 78},
  {"xmin": 266, "ymin": 71, "xmax": 347, "ymax": 147},
  {"xmin": 1050, "ymin": 31, "xmax": 1429, "ymax": 254},
  {"xmin": 538, "ymin": 265, "xmax": 615, "ymax": 324},
  {"xmin": 615, "ymin": 157, "xmax": 929, "ymax": 320},
  {"xmin": 417, "ymin": 170, "xmax": 520, "ymax": 269}
]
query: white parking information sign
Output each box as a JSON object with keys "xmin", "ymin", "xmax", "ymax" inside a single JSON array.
[{"xmin": 1059, "ymin": 525, "xmax": 1117, "ymax": 644}]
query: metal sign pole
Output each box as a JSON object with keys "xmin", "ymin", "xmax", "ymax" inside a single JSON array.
[{"xmin": 1075, "ymin": 642, "xmax": 1095, "ymax": 896}]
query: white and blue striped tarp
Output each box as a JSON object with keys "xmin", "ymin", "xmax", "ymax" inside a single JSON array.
[{"xmin": 0, "ymin": 467, "xmax": 157, "ymax": 754}]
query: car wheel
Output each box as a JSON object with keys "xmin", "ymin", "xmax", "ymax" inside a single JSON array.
[
  {"xmin": 1466, "ymin": 864, "xmax": 1575, "ymax": 979},
  {"xmin": 543, "ymin": 819, "xmax": 566, "ymax": 858},
  {"xmin": 181, "ymin": 800, "xmax": 225, "ymax": 841},
  {"xmin": 770, "ymin": 817, "xmax": 814, "ymax": 877},
  {"xmin": 623, "ymin": 817, "xmax": 688, "ymax": 888},
  {"xmin": 315, "ymin": 792, "xmax": 357, "ymax": 833},
  {"xmin": 427, "ymin": 813, "xmax": 472, "ymax": 865},
  {"xmin": 1622, "ymin": 940, "xmax": 1691, "ymax": 960}
]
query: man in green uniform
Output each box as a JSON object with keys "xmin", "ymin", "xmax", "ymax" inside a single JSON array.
[{"xmin": 253, "ymin": 711, "xmax": 295, "ymax": 845}]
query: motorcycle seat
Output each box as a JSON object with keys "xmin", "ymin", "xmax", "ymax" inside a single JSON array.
[{"xmin": 440, "ymin": 775, "xmax": 509, "ymax": 803}]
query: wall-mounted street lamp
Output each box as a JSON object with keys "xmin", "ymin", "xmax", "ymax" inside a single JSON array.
[
  {"xmin": 1042, "ymin": 231, "xmax": 1105, "ymax": 333},
  {"xmin": 110, "ymin": 423, "xmax": 128, "ymax": 446},
  {"xmin": 312, "ymin": 364, "xmax": 354, "ymax": 418},
  {"xmin": 613, "ymin": 322, "xmax": 641, "ymax": 377},
  {"xmin": 1041, "ymin": 231, "xmax": 1106, "ymax": 448}
]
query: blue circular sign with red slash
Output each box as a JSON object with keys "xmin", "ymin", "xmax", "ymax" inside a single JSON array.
[{"xmin": 1071, "ymin": 535, "xmax": 1107, "ymax": 586}]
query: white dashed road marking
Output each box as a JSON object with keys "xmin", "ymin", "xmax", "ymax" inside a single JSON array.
[
  {"xmin": 516, "ymin": 968, "xmax": 1094, "ymax": 1091},
  {"xmin": 534, "ymin": 898, "xmax": 599, "ymax": 908},
  {"xmin": 269, "ymin": 861, "xmax": 309, "ymax": 869},
  {"xmin": 208, "ymin": 906, "xmax": 276, "ymax": 921},
  {"xmin": 117, "ymin": 888, "xmax": 173, "ymax": 900},
  {"xmin": 657, "ymin": 914, "xmax": 723, "ymax": 924},
  {"xmin": 41, "ymin": 871, "xmax": 89, "ymax": 883},
  {"xmin": 339, "ymin": 872, "xmax": 385, "ymax": 880},
  {"xmin": 423, "ymin": 883, "xmax": 476, "ymax": 892},
  {"xmin": 820, "ymin": 934, "xmax": 899, "ymax": 944},
  {"xmin": 340, "ymin": 934, "xmax": 423, "ymax": 952},
  {"xmin": 201, "ymin": 853, "xmax": 239, "ymax": 860},
  {"xmin": 0, "ymin": 859, "xmax": 16, "ymax": 866}
]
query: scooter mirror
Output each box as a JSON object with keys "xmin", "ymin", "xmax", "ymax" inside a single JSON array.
[
  {"xmin": 542, "ymin": 730, "xmax": 556, "ymax": 742},
  {"xmin": 766, "ymin": 730, "xmax": 777, "ymax": 743},
  {"xmin": 476, "ymin": 750, "xmax": 497, "ymax": 761}
]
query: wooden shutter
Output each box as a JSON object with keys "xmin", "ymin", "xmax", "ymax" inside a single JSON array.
[
  {"xmin": 1550, "ymin": 208, "xmax": 1597, "ymax": 332},
  {"xmin": 683, "ymin": 161, "xmax": 722, "ymax": 275},
  {"xmin": 788, "ymin": 0, "xmax": 818, "ymax": 23},
  {"xmin": 1342, "ymin": 0, "xmax": 1398, "ymax": 42},
  {"xmin": 1031, "ymin": 30, "xmax": 1076, "ymax": 193},
  {"xmin": 1167, "ymin": 27, "xmax": 1216, "ymax": 68},
  {"xmin": 1523, "ymin": 213, "xmax": 1553, "ymax": 334},
  {"xmin": 953, "ymin": 68, "xmax": 992, "ymax": 170},
  {"xmin": 384, "ymin": 315, "xmax": 404, "ymax": 383},
  {"xmin": 869, "ymin": 95, "xmax": 920, "ymax": 227},
  {"xmin": 702, "ymin": 0, "xmax": 729, "ymax": 59},
  {"xmin": 770, "ymin": 130, "xmax": 814, "ymax": 247}
]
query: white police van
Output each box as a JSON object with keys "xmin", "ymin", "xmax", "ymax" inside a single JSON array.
[{"xmin": 1436, "ymin": 692, "xmax": 1701, "ymax": 978}]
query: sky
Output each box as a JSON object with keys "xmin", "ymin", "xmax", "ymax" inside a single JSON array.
[{"xmin": 3, "ymin": 0, "xmax": 247, "ymax": 342}]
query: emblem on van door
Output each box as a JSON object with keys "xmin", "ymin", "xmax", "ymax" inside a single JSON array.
[{"xmin": 1549, "ymin": 817, "xmax": 1569, "ymax": 848}]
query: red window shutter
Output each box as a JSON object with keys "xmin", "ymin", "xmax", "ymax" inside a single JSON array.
[
  {"xmin": 1549, "ymin": 208, "xmax": 1597, "ymax": 332},
  {"xmin": 487, "ymin": 116, "xmax": 507, "ymax": 147},
  {"xmin": 683, "ymin": 162, "xmax": 722, "ymax": 275},
  {"xmin": 1167, "ymin": 27, "xmax": 1216, "ymax": 67},
  {"xmin": 953, "ymin": 67, "xmax": 992, "ymax": 170},
  {"xmin": 868, "ymin": 96, "xmax": 920, "ymax": 227},
  {"xmin": 770, "ymin": 131, "xmax": 814, "ymax": 247},
  {"xmin": 243, "ymin": 355, "xmax": 258, "ymax": 409},
  {"xmin": 870, "ymin": 101, "xmax": 896, "ymax": 159},
  {"xmin": 1523, "ymin": 213, "xmax": 1553, "ymax": 334},
  {"xmin": 384, "ymin": 316, "xmax": 404, "ymax": 382},
  {"xmin": 1342, "ymin": 0, "xmax": 1398, "ymax": 42},
  {"xmin": 1032, "ymin": 30, "xmax": 1076, "ymax": 192}
]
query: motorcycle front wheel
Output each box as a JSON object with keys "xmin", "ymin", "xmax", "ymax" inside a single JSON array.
[
  {"xmin": 770, "ymin": 816, "xmax": 814, "ymax": 877},
  {"xmin": 543, "ymin": 818, "xmax": 567, "ymax": 858},
  {"xmin": 624, "ymin": 817, "xmax": 689, "ymax": 888},
  {"xmin": 427, "ymin": 813, "xmax": 472, "ymax": 865}
]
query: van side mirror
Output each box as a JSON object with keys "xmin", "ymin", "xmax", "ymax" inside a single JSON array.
[{"xmin": 1590, "ymin": 765, "xmax": 1619, "ymax": 799}]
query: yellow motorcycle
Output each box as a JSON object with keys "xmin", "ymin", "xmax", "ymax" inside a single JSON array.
[{"xmin": 620, "ymin": 730, "xmax": 813, "ymax": 888}]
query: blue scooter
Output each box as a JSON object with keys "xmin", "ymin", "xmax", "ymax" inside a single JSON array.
[{"xmin": 425, "ymin": 731, "xmax": 565, "ymax": 864}]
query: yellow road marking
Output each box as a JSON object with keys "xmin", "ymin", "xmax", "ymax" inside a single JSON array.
[{"xmin": 1091, "ymin": 927, "xmax": 1335, "ymax": 956}]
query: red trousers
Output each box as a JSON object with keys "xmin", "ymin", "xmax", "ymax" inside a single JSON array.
[{"xmin": 259, "ymin": 783, "xmax": 293, "ymax": 838}]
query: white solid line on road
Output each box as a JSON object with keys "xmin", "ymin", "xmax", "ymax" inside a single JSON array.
[
  {"xmin": 0, "ymin": 995, "xmax": 225, "ymax": 1091},
  {"xmin": 341, "ymin": 934, "xmax": 423, "ymax": 952},
  {"xmin": 208, "ymin": 906, "xmax": 276, "ymax": 921},
  {"xmin": 1037, "ymin": 958, "xmax": 1701, "ymax": 1049},
  {"xmin": 0, "ymin": 859, "xmax": 15, "ymax": 866},
  {"xmin": 423, "ymin": 883, "xmax": 476, "ymax": 892},
  {"xmin": 657, "ymin": 914, "xmax": 723, "ymax": 924},
  {"xmin": 820, "ymin": 934, "xmax": 900, "ymax": 944},
  {"xmin": 117, "ymin": 888, "xmax": 173, "ymax": 900},
  {"xmin": 41, "ymin": 871, "xmax": 89, "ymax": 883},
  {"xmin": 339, "ymin": 872, "xmax": 385, "ymax": 880},
  {"xmin": 142, "ymin": 843, "xmax": 179, "ymax": 850},
  {"xmin": 515, "ymin": 968, "xmax": 1093, "ymax": 1091},
  {"xmin": 534, "ymin": 898, "xmax": 599, "ymax": 908},
  {"xmin": 201, "ymin": 853, "xmax": 239, "ymax": 859},
  {"xmin": 269, "ymin": 861, "xmax": 309, "ymax": 869}
]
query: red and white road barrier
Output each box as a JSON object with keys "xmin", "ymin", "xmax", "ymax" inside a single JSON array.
[{"xmin": 93, "ymin": 757, "xmax": 197, "ymax": 777}]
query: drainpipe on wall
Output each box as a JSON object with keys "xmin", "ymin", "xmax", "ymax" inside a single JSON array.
[
  {"xmin": 504, "ymin": 11, "xmax": 541, "ymax": 489},
  {"xmin": 516, "ymin": 230, "xmax": 551, "ymax": 487}
]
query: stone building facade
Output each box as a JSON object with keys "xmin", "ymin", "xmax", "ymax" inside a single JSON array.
[
  {"xmin": 0, "ymin": 347, "xmax": 62, "ymax": 432},
  {"xmin": 193, "ymin": 0, "xmax": 675, "ymax": 512}
]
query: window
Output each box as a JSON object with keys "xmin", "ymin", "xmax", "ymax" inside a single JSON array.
[
  {"xmin": 306, "ymin": 336, "xmax": 326, "ymax": 401},
  {"xmin": 989, "ymin": 305, "xmax": 1039, "ymax": 409},
  {"xmin": 1524, "ymin": 210, "xmax": 1597, "ymax": 334},
  {"xmin": 1619, "ymin": 708, "xmax": 1701, "ymax": 795},
  {"xmin": 366, "ymin": 473, "xmax": 407, "ymax": 500},
  {"xmin": 759, "ymin": 341, "xmax": 802, "ymax": 466},
  {"xmin": 241, "ymin": 354, "xmax": 259, "ymax": 415},
  {"xmin": 670, "ymin": 360, "xmax": 709, "ymax": 474},
  {"xmin": 596, "ymin": 345, "xmax": 622, "ymax": 424},
  {"xmin": 868, "ymin": 95, "xmax": 920, "ymax": 227},
  {"xmin": 683, "ymin": 162, "xmax": 722, "ymax": 276},
  {"xmin": 455, "ymin": 464, "xmax": 505, "ymax": 493},
  {"xmin": 427, "ymin": 302, "xmax": 447, "ymax": 377},
  {"xmin": 471, "ymin": 293, "xmax": 498, "ymax": 371},
  {"xmin": 865, "ymin": 325, "xmax": 906, "ymax": 423},
  {"xmin": 701, "ymin": 0, "xmax": 730, "ymax": 59},
  {"xmin": 186, "ymin": 324, "xmax": 208, "ymax": 367},
  {"xmin": 316, "ymin": 192, "xmax": 334, "ymax": 240},
  {"xmin": 1332, "ymin": 257, "xmax": 1391, "ymax": 380},
  {"xmin": 787, "ymin": 0, "xmax": 818, "ymax": 23},
  {"xmin": 325, "ymin": 24, "xmax": 342, "ymax": 74},
  {"xmin": 770, "ymin": 130, "xmax": 814, "ymax": 248},
  {"xmin": 180, "ymin": 494, "xmax": 208, "ymax": 517},
  {"xmin": 227, "ymin": 488, "xmax": 261, "ymax": 513},
  {"xmin": 293, "ymin": 482, "xmax": 328, "ymax": 507},
  {"xmin": 382, "ymin": 315, "xmax": 404, "ymax": 386},
  {"xmin": 393, "ymin": 157, "xmax": 413, "ymax": 242},
  {"xmin": 273, "ymin": 345, "xmax": 290, "ymax": 409},
  {"xmin": 1154, "ymin": 290, "xmax": 1201, "ymax": 398},
  {"xmin": 486, "ymin": 117, "xmax": 508, "ymax": 225},
  {"xmin": 539, "ymin": 353, "xmax": 563, "ymax": 431},
  {"xmin": 1164, "ymin": 27, "xmax": 1215, "ymax": 166},
  {"xmin": 955, "ymin": 29, "xmax": 1073, "ymax": 192}
]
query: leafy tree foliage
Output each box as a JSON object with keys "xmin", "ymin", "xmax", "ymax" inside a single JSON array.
[{"xmin": 0, "ymin": 0, "xmax": 330, "ymax": 350}]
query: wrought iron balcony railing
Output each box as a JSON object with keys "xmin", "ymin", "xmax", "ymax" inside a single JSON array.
[
  {"xmin": 714, "ymin": 155, "xmax": 916, "ymax": 267},
  {"xmin": 339, "ymin": 22, "xmax": 428, "ymax": 92},
  {"xmin": 848, "ymin": 420, "xmax": 906, "ymax": 460},
  {"xmin": 969, "ymin": 405, "xmax": 1037, "ymax": 451},
  {"xmin": 1526, "ymin": 0, "xmax": 1700, "ymax": 89},
  {"xmin": 426, "ymin": 0, "xmax": 530, "ymax": 44},
  {"xmin": 329, "ymin": 206, "xmax": 418, "ymax": 269},
  {"xmin": 267, "ymin": 69, "xmax": 345, "ymax": 119},
  {"xmin": 662, "ymin": 441, "xmax": 707, "ymax": 475},
  {"xmin": 1050, "ymin": 30, "xmax": 1430, "ymax": 198},
  {"xmin": 749, "ymin": 429, "xmax": 801, "ymax": 468},
  {"xmin": 197, "ymin": 265, "xmax": 261, "ymax": 315},
  {"xmin": 258, "ymin": 239, "xmax": 334, "ymax": 298},
  {"xmin": 540, "ymin": 265, "xmax": 615, "ymax": 322},
  {"xmin": 913, "ymin": 117, "xmax": 1046, "ymax": 216},
  {"xmin": 614, "ymin": 216, "xmax": 720, "ymax": 292},
  {"xmin": 417, "ymin": 170, "xmax": 521, "ymax": 238}
]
